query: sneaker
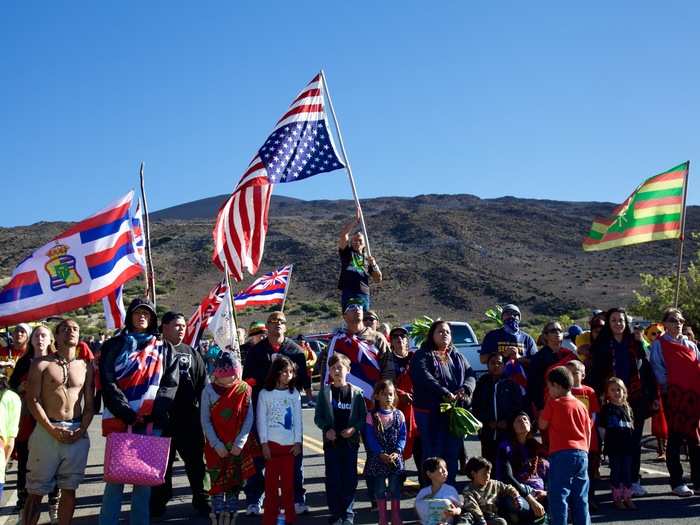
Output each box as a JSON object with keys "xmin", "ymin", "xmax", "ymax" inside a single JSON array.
[
  {"xmin": 294, "ymin": 503, "xmax": 309, "ymax": 514},
  {"xmin": 306, "ymin": 399, "xmax": 316, "ymax": 408},
  {"xmin": 630, "ymin": 482, "xmax": 647, "ymax": 497},
  {"xmin": 49, "ymin": 502, "xmax": 59, "ymax": 524},
  {"xmin": 246, "ymin": 504, "xmax": 263, "ymax": 516},
  {"xmin": 672, "ymin": 484, "xmax": 694, "ymax": 497}
]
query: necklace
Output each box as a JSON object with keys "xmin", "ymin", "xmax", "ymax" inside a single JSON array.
[{"xmin": 54, "ymin": 354, "xmax": 75, "ymax": 387}]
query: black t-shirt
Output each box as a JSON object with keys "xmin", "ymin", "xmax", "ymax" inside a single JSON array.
[
  {"xmin": 390, "ymin": 352, "xmax": 412, "ymax": 379},
  {"xmin": 331, "ymin": 384, "xmax": 352, "ymax": 435},
  {"xmin": 172, "ymin": 343, "xmax": 207, "ymax": 420},
  {"xmin": 337, "ymin": 246, "xmax": 370, "ymax": 294}
]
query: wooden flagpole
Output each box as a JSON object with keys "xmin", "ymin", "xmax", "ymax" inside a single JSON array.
[
  {"xmin": 280, "ymin": 264, "xmax": 293, "ymax": 313},
  {"xmin": 320, "ymin": 69, "xmax": 373, "ymax": 256},
  {"xmin": 674, "ymin": 161, "xmax": 691, "ymax": 307},
  {"xmin": 139, "ymin": 162, "xmax": 157, "ymax": 306}
]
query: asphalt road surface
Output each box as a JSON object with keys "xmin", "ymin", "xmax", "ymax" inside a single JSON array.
[{"xmin": 1, "ymin": 406, "xmax": 698, "ymax": 525}]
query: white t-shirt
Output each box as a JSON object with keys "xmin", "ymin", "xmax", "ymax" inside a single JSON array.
[
  {"xmin": 256, "ymin": 388, "xmax": 302, "ymax": 446},
  {"xmin": 415, "ymin": 483, "xmax": 462, "ymax": 525}
]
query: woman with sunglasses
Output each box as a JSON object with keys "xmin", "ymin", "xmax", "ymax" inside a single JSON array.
[
  {"xmin": 590, "ymin": 307, "xmax": 658, "ymax": 498},
  {"xmin": 649, "ymin": 308, "xmax": 700, "ymax": 497}
]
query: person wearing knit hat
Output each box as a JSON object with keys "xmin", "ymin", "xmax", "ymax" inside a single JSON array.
[
  {"xmin": 479, "ymin": 303, "xmax": 537, "ymax": 365},
  {"xmin": 0, "ymin": 323, "xmax": 32, "ymax": 362},
  {"xmin": 239, "ymin": 322, "xmax": 267, "ymax": 370},
  {"xmin": 201, "ymin": 350, "xmax": 254, "ymax": 525}
]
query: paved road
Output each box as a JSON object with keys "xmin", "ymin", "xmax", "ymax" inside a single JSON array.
[{"xmin": 1, "ymin": 407, "xmax": 698, "ymax": 524}]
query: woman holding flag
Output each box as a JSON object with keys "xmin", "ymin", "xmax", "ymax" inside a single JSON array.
[{"xmin": 98, "ymin": 298, "xmax": 180, "ymax": 525}]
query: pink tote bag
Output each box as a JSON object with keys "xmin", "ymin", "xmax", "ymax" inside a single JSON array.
[{"xmin": 104, "ymin": 425, "xmax": 171, "ymax": 486}]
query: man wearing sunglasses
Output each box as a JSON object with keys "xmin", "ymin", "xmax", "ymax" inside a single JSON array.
[
  {"xmin": 650, "ymin": 308, "xmax": 700, "ymax": 497},
  {"xmin": 242, "ymin": 311, "xmax": 310, "ymax": 516}
]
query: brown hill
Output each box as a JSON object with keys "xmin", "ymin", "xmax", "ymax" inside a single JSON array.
[{"xmin": 1, "ymin": 194, "xmax": 696, "ymax": 335}]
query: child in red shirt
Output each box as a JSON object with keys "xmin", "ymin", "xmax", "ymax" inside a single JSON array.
[
  {"xmin": 539, "ymin": 366, "xmax": 591, "ymax": 525},
  {"xmin": 565, "ymin": 359, "xmax": 601, "ymax": 510}
]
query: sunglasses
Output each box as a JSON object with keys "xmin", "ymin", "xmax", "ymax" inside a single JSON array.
[{"xmin": 667, "ymin": 318, "xmax": 685, "ymax": 324}]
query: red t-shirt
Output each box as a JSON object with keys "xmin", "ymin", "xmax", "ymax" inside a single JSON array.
[{"xmin": 540, "ymin": 395, "xmax": 591, "ymax": 454}]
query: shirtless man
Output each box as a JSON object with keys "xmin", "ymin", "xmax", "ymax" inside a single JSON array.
[{"xmin": 22, "ymin": 319, "xmax": 94, "ymax": 525}]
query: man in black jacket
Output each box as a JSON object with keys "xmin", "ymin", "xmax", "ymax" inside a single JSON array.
[
  {"xmin": 151, "ymin": 312, "xmax": 209, "ymax": 518},
  {"xmin": 242, "ymin": 311, "xmax": 310, "ymax": 516}
]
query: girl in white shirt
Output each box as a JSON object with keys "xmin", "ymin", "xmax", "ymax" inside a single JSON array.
[{"xmin": 256, "ymin": 356, "xmax": 302, "ymax": 525}]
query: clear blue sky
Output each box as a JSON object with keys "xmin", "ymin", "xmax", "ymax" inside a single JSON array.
[{"xmin": 2, "ymin": 1, "xmax": 699, "ymax": 227}]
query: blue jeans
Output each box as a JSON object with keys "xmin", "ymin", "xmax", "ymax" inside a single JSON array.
[
  {"xmin": 324, "ymin": 444, "xmax": 358, "ymax": 522},
  {"xmin": 371, "ymin": 473, "xmax": 403, "ymax": 500},
  {"xmin": 99, "ymin": 482, "xmax": 151, "ymax": 525},
  {"xmin": 548, "ymin": 449, "xmax": 590, "ymax": 525},
  {"xmin": 414, "ymin": 408, "xmax": 461, "ymax": 486},
  {"xmin": 608, "ymin": 454, "xmax": 633, "ymax": 488},
  {"xmin": 340, "ymin": 291, "xmax": 370, "ymax": 312},
  {"xmin": 99, "ymin": 426, "xmax": 161, "ymax": 525}
]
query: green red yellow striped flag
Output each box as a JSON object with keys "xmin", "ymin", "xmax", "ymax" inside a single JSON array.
[{"xmin": 582, "ymin": 161, "xmax": 689, "ymax": 251}]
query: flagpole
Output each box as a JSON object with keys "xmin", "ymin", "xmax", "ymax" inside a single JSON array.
[
  {"xmin": 674, "ymin": 161, "xmax": 691, "ymax": 307},
  {"xmin": 223, "ymin": 262, "xmax": 241, "ymax": 359},
  {"xmin": 139, "ymin": 162, "xmax": 157, "ymax": 306},
  {"xmin": 320, "ymin": 69, "xmax": 372, "ymax": 257},
  {"xmin": 280, "ymin": 264, "xmax": 293, "ymax": 313}
]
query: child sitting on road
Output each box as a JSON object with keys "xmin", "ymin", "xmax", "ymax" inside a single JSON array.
[
  {"xmin": 461, "ymin": 456, "xmax": 519, "ymax": 525},
  {"xmin": 415, "ymin": 457, "xmax": 463, "ymax": 525}
]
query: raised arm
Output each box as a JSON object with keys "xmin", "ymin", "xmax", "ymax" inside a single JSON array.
[{"xmin": 338, "ymin": 208, "xmax": 361, "ymax": 249}]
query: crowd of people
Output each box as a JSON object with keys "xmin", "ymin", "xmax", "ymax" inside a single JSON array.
[{"xmin": 0, "ymin": 212, "xmax": 698, "ymax": 525}]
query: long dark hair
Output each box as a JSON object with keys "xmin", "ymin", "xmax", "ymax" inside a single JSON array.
[
  {"xmin": 599, "ymin": 307, "xmax": 632, "ymax": 342},
  {"xmin": 263, "ymin": 355, "xmax": 297, "ymax": 392},
  {"xmin": 420, "ymin": 320, "xmax": 454, "ymax": 352}
]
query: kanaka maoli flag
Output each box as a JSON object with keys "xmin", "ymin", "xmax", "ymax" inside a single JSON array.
[
  {"xmin": 0, "ymin": 191, "xmax": 144, "ymax": 324},
  {"xmin": 583, "ymin": 162, "xmax": 689, "ymax": 251}
]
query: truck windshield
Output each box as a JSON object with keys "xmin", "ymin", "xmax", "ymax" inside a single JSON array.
[{"xmin": 451, "ymin": 324, "xmax": 476, "ymax": 345}]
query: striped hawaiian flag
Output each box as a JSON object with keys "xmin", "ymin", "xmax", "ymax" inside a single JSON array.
[
  {"xmin": 325, "ymin": 330, "xmax": 382, "ymax": 399},
  {"xmin": 212, "ymin": 73, "xmax": 345, "ymax": 280},
  {"xmin": 234, "ymin": 264, "xmax": 292, "ymax": 310},
  {"xmin": 183, "ymin": 279, "xmax": 228, "ymax": 347},
  {"xmin": 0, "ymin": 191, "xmax": 144, "ymax": 324},
  {"xmin": 102, "ymin": 285, "xmax": 126, "ymax": 330},
  {"xmin": 583, "ymin": 162, "xmax": 690, "ymax": 251}
]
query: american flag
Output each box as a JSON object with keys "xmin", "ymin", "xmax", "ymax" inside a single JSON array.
[
  {"xmin": 234, "ymin": 264, "xmax": 292, "ymax": 310},
  {"xmin": 183, "ymin": 279, "xmax": 228, "ymax": 347},
  {"xmin": 212, "ymin": 73, "xmax": 345, "ymax": 280}
]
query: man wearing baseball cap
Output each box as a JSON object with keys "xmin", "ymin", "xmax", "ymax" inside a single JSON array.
[
  {"xmin": 0, "ymin": 323, "xmax": 31, "ymax": 362},
  {"xmin": 479, "ymin": 304, "xmax": 538, "ymax": 364}
]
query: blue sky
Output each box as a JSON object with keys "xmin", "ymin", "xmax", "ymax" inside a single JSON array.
[{"xmin": 2, "ymin": 1, "xmax": 699, "ymax": 226}]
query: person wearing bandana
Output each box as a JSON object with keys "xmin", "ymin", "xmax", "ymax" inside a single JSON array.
[{"xmin": 479, "ymin": 305, "xmax": 538, "ymax": 366}]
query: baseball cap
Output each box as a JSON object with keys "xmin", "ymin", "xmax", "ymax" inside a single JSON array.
[
  {"xmin": 389, "ymin": 326, "xmax": 408, "ymax": 338},
  {"xmin": 501, "ymin": 304, "xmax": 521, "ymax": 317}
]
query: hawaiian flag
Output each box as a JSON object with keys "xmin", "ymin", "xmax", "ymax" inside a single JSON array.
[
  {"xmin": 0, "ymin": 191, "xmax": 144, "ymax": 325},
  {"xmin": 234, "ymin": 264, "xmax": 292, "ymax": 310},
  {"xmin": 101, "ymin": 335, "xmax": 164, "ymax": 435},
  {"xmin": 183, "ymin": 279, "xmax": 228, "ymax": 347},
  {"xmin": 325, "ymin": 329, "xmax": 381, "ymax": 399},
  {"xmin": 102, "ymin": 285, "xmax": 126, "ymax": 330}
]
